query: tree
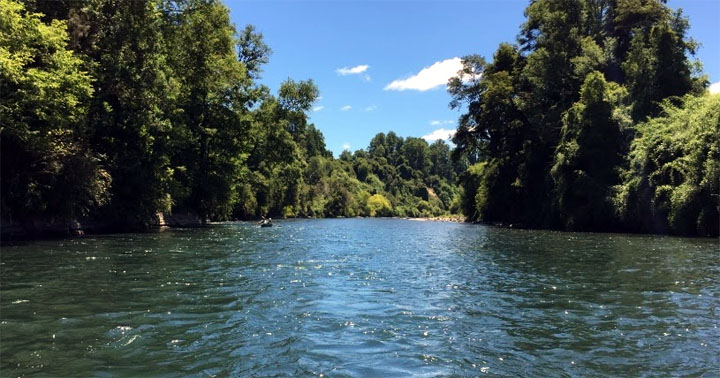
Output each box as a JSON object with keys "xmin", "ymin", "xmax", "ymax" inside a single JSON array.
[
  {"xmin": 0, "ymin": 0, "xmax": 109, "ymax": 222},
  {"xmin": 368, "ymin": 132, "xmax": 387, "ymax": 158},
  {"xmin": 427, "ymin": 140, "xmax": 452, "ymax": 181},
  {"xmin": 302, "ymin": 124, "xmax": 331, "ymax": 158},
  {"xmin": 551, "ymin": 71, "xmax": 628, "ymax": 230},
  {"xmin": 82, "ymin": 0, "xmax": 177, "ymax": 225},
  {"xmin": 622, "ymin": 15, "xmax": 699, "ymax": 121},
  {"xmin": 237, "ymin": 24, "xmax": 271, "ymax": 80},
  {"xmin": 401, "ymin": 137, "xmax": 430, "ymax": 176},
  {"xmin": 449, "ymin": 44, "xmax": 529, "ymax": 223},
  {"xmin": 278, "ymin": 79, "xmax": 319, "ymax": 137},
  {"xmin": 165, "ymin": 0, "xmax": 253, "ymax": 220}
]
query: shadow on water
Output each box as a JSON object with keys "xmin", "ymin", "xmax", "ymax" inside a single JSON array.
[{"xmin": 1, "ymin": 219, "xmax": 718, "ymax": 376}]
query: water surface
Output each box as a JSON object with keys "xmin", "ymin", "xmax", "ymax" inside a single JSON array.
[{"xmin": 1, "ymin": 219, "xmax": 718, "ymax": 376}]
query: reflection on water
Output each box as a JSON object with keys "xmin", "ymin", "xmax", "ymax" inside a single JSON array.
[{"xmin": 1, "ymin": 219, "xmax": 718, "ymax": 376}]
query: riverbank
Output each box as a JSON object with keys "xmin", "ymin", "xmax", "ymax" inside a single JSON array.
[
  {"xmin": 404, "ymin": 215, "xmax": 465, "ymax": 223},
  {"xmin": 1, "ymin": 214, "xmax": 469, "ymax": 241},
  {"xmin": 4, "ymin": 213, "xmax": 713, "ymax": 242},
  {"xmin": 0, "ymin": 212, "xmax": 204, "ymax": 242}
]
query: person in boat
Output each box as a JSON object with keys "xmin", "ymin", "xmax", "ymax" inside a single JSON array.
[{"xmin": 258, "ymin": 215, "xmax": 273, "ymax": 226}]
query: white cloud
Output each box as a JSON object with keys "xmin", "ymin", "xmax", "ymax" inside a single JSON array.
[
  {"xmin": 364, "ymin": 105, "xmax": 377, "ymax": 112},
  {"xmin": 340, "ymin": 105, "xmax": 352, "ymax": 111},
  {"xmin": 422, "ymin": 128, "xmax": 456, "ymax": 142},
  {"xmin": 342, "ymin": 143, "xmax": 351, "ymax": 150},
  {"xmin": 709, "ymin": 81, "xmax": 720, "ymax": 94},
  {"xmin": 336, "ymin": 65, "xmax": 369, "ymax": 76},
  {"xmin": 430, "ymin": 120, "xmax": 454, "ymax": 126},
  {"xmin": 385, "ymin": 57, "xmax": 463, "ymax": 91},
  {"xmin": 313, "ymin": 105, "xmax": 325, "ymax": 112}
]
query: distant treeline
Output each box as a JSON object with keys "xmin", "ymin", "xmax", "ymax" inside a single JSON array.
[
  {"xmin": 0, "ymin": 0, "xmax": 459, "ymax": 230},
  {"xmin": 447, "ymin": 0, "xmax": 719, "ymax": 236}
]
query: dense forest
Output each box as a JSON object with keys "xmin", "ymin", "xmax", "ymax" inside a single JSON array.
[
  {"xmin": 1, "ymin": 0, "xmax": 718, "ymax": 237},
  {"xmin": 447, "ymin": 0, "xmax": 719, "ymax": 236},
  {"xmin": 0, "ymin": 0, "xmax": 459, "ymax": 235}
]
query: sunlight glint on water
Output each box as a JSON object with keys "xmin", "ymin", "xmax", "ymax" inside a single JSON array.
[{"xmin": 1, "ymin": 219, "xmax": 718, "ymax": 376}]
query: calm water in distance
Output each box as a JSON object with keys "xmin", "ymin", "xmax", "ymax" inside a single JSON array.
[{"xmin": 1, "ymin": 218, "xmax": 718, "ymax": 376}]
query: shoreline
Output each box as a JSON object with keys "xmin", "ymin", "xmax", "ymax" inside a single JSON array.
[
  {"xmin": 403, "ymin": 215, "xmax": 465, "ymax": 223},
  {"xmin": 1, "ymin": 214, "xmax": 467, "ymax": 242},
  {"xmin": 3, "ymin": 215, "xmax": 716, "ymax": 242}
]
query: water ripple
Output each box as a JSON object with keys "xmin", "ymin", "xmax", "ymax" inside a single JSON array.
[{"xmin": 1, "ymin": 219, "xmax": 718, "ymax": 376}]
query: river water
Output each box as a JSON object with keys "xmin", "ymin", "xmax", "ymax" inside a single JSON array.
[{"xmin": 1, "ymin": 219, "xmax": 718, "ymax": 376}]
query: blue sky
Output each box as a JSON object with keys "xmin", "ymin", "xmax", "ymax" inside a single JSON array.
[{"xmin": 229, "ymin": 0, "xmax": 720, "ymax": 157}]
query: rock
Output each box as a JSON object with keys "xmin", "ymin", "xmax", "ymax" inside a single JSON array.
[{"xmin": 160, "ymin": 212, "xmax": 203, "ymax": 227}]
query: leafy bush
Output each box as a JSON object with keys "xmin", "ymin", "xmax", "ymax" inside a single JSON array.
[
  {"xmin": 615, "ymin": 94, "xmax": 720, "ymax": 236},
  {"xmin": 367, "ymin": 194, "xmax": 393, "ymax": 217}
]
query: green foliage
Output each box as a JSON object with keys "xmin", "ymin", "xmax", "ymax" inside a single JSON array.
[
  {"xmin": 367, "ymin": 194, "xmax": 392, "ymax": 217},
  {"xmin": 0, "ymin": 0, "xmax": 108, "ymax": 221},
  {"xmin": 551, "ymin": 72, "xmax": 628, "ymax": 230},
  {"xmin": 237, "ymin": 24, "xmax": 271, "ymax": 79},
  {"xmin": 449, "ymin": 43, "xmax": 530, "ymax": 224},
  {"xmin": 457, "ymin": 162, "xmax": 486, "ymax": 219},
  {"xmin": 615, "ymin": 94, "xmax": 719, "ymax": 236},
  {"xmin": 449, "ymin": 0, "xmax": 712, "ymax": 235},
  {"xmin": 14, "ymin": 0, "xmax": 713, "ymax": 238},
  {"xmin": 164, "ymin": 0, "xmax": 251, "ymax": 221},
  {"xmin": 81, "ymin": 0, "xmax": 178, "ymax": 223},
  {"xmin": 4, "ymin": 0, "xmax": 462, "ymax": 231}
]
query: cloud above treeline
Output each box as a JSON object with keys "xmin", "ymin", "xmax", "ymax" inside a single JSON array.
[
  {"xmin": 709, "ymin": 81, "xmax": 720, "ymax": 94},
  {"xmin": 340, "ymin": 105, "xmax": 352, "ymax": 111},
  {"xmin": 430, "ymin": 120, "xmax": 454, "ymax": 126},
  {"xmin": 313, "ymin": 105, "xmax": 324, "ymax": 112},
  {"xmin": 385, "ymin": 57, "xmax": 462, "ymax": 91},
  {"xmin": 422, "ymin": 128, "xmax": 456, "ymax": 142}
]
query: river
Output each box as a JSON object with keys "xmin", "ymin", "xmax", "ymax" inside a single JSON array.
[{"xmin": 1, "ymin": 218, "xmax": 718, "ymax": 376}]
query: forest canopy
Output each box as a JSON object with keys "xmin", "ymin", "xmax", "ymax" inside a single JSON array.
[
  {"xmin": 448, "ymin": 0, "xmax": 718, "ymax": 236},
  {"xmin": 0, "ymin": 0, "xmax": 458, "ymax": 229},
  {"xmin": 1, "ymin": 0, "xmax": 717, "ymax": 237}
]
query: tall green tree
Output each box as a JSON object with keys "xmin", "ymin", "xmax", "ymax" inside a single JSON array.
[
  {"xmin": 428, "ymin": 140, "xmax": 454, "ymax": 182},
  {"xmin": 449, "ymin": 44, "xmax": 529, "ymax": 223},
  {"xmin": 550, "ymin": 71, "xmax": 628, "ymax": 230},
  {"xmin": 622, "ymin": 12, "xmax": 700, "ymax": 121},
  {"xmin": 237, "ymin": 78, "xmax": 318, "ymax": 218},
  {"xmin": 401, "ymin": 137, "xmax": 430, "ymax": 177},
  {"xmin": 165, "ymin": 0, "xmax": 253, "ymax": 220},
  {"xmin": 82, "ymin": 0, "xmax": 177, "ymax": 225}
]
